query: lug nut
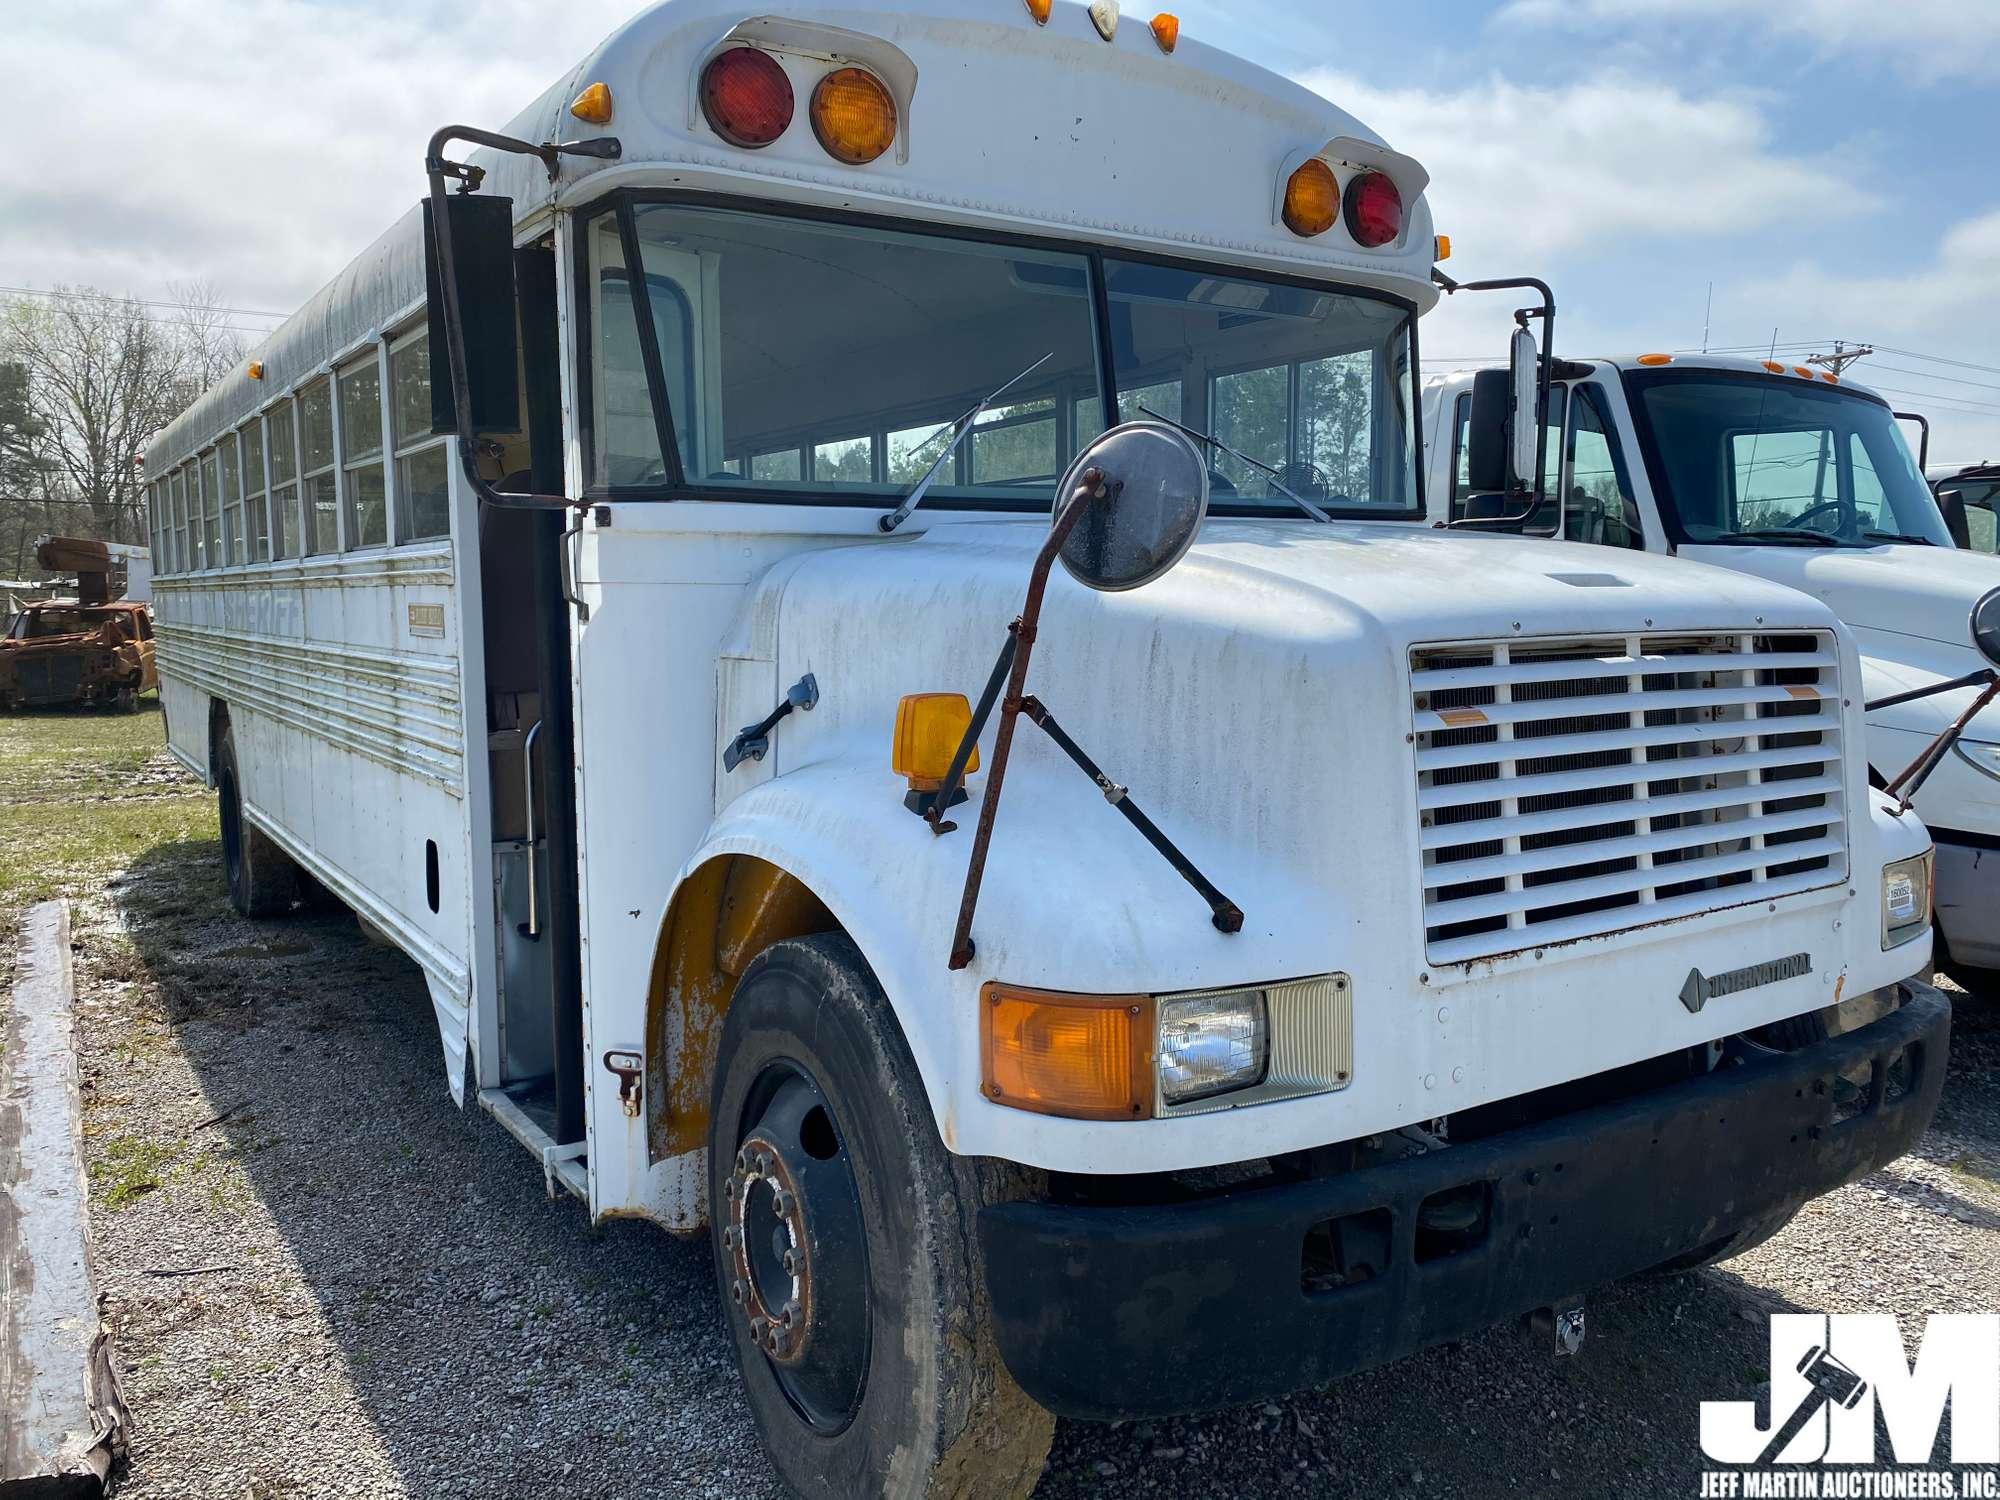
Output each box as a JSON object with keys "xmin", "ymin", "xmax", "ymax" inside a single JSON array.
[
  {"xmin": 735, "ymin": 1148, "xmax": 753, "ymax": 1175},
  {"xmin": 721, "ymin": 1225, "xmax": 738, "ymax": 1249},
  {"xmin": 723, "ymin": 1177, "xmax": 739, "ymax": 1201},
  {"xmin": 730, "ymin": 1280, "xmax": 746, "ymax": 1304},
  {"xmin": 749, "ymin": 1316, "xmax": 768, "ymax": 1340},
  {"xmin": 770, "ymin": 1189, "xmax": 794, "ymax": 1217},
  {"xmin": 781, "ymin": 1250, "xmax": 797, "ymax": 1276},
  {"xmin": 765, "ymin": 1330, "xmax": 783, "ymax": 1355},
  {"xmin": 781, "ymin": 1303, "xmax": 800, "ymax": 1329}
]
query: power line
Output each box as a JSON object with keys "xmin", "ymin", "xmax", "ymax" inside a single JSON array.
[
  {"xmin": 1854, "ymin": 382, "xmax": 2000, "ymax": 415},
  {"xmin": 1873, "ymin": 344, "xmax": 2000, "ymax": 379}
]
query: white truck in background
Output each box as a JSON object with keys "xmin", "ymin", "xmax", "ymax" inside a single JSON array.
[{"xmin": 1425, "ymin": 352, "xmax": 2000, "ymax": 991}]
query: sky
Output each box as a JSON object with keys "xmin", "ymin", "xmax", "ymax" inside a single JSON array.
[{"xmin": 5, "ymin": 0, "xmax": 1995, "ymax": 463}]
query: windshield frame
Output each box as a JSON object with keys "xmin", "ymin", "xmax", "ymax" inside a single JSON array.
[
  {"xmin": 572, "ymin": 189, "xmax": 1428, "ymax": 523},
  {"xmin": 1620, "ymin": 364, "xmax": 1949, "ymax": 549}
]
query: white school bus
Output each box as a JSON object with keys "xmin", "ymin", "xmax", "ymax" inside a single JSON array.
[{"xmin": 145, "ymin": 3, "xmax": 1947, "ymax": 1494}]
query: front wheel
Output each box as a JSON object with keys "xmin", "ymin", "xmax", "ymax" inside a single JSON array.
[{"xmin": 708, "ymin": 935, "xmax": 1053, "ymax": 1500}]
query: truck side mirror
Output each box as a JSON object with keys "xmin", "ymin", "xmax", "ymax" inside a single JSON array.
[
  {"xmin": 1464, "ymin": 369, "xmax": 1511, "ymax": 495},
  {"xmin": 1939, "ymin": 488, "xmax": 1973, "ymax": 550},
  {"xmin": 1508, "ymin": 325, "xmax": 1541, "ymax": 489},
  {"xmin": 423, "ymin": 193, "xmax": 522, "ymax": 436}
]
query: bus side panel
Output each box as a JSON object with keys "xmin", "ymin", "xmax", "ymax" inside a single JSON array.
[{"xmin": 155, "ymin": 551, "xmax": 476, "ymax": 1064}]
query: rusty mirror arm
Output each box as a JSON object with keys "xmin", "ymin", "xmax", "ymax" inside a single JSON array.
[{"xmin": 930, "ymin": 471, "xmax": 1243, "ymax": 971}]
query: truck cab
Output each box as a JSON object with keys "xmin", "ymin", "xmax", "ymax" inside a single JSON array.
[{"xmin": 1426, "ymin": 353, "xmax": 2000, "ymax": 988}]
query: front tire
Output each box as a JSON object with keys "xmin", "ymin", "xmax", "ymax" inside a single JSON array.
[
  {"xmin": 708, "ymin": 935, "xmax": 1053, "ymax": 1500},
  {"xmin": 216, "ymin": 725, "xmax": 298, "ymax": 918}
]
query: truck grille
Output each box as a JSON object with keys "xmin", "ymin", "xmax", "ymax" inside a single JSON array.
[{"xmin": 1411, "ymin": 631, "xmax": 1847, "ymax": 964}]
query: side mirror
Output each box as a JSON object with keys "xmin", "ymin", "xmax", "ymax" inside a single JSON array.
[
  {"xmin": 422, "ymin": 193, "xmax": 521, "ymax": 436},
  {"xmin": 1508, "ymin": 325, "xmax": 1541, "ymax": 489},
  {"xmin": 1973, "ymin": 587, "xmax": 2000, "ymax": 668},
  {"xmin": 1463, "ymin": 368, "xmax": 1511, "ymax": 496},
  {"xmin": 1053, "ymin": 422, "xmax": 1210, "ymax": 592},
  {"xmin": 1939, "ymin": 489, "xmax": 1973, "ymax": 550}
]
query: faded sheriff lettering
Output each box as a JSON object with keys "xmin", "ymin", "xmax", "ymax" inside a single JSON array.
[{"xmin": 1680, "ymin": 954, "xmax": 1813, "ymax": 1014}]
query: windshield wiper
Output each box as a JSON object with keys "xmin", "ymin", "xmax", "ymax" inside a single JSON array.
[
  {"xmin": 1706, "ymin": 528, "xmax": 1856, "ymax": 548},
  {"xmin": 879, "ymin": 352, "xmax": 1055, "ymax": 534},
  {"xmin": 1863, "ymin": 531, "xmax": 1935, "ymax": 546},
  {"xmin": 1135, "ymin": 405, "xmax": 1331, "ymax": 522}
]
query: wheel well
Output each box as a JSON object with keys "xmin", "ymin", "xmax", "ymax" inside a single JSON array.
[
  {"xmin": 645, "ymin": 855, "xmax": 841, "ymax": 1160},
  {"xmin": 207, "ymin": 698, "xmax": 231, "ymax": 784}
]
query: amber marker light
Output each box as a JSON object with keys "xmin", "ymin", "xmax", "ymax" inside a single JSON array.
[
  {"xmin": 811, "ymin": 66, "xmax": 898, "ymax": 166},
  {"xmin": 1763, "ymin": 360, "xmax": 1786, "ymax": 374},
  {"xmin": 1023, "ymin": 0, "xmax": 1051, "ymax": 22},
  {"xmin": 892, "ymin": 693, "xmax": 978, "ymax": 791},
  {"xmin": 982, "ymin": 984, "xmax": 1155, "ymax": 1120},
  {"xmin": 1434, "ymin": 234, "xmax": 1452, "ymax": 263},
  {"xmin": 569, "ymin": 82, "xmax": 614, "ymax": 126},
  {"xmin": 1282, "ymin": 159, "xmax": 1340, "ymax": 238},
  {"xmin": 1636, "ymin": 353, "xmax": 1674, "ymax": 366},
  {"xmin": 246, "ymin": 361, "xmax": 264, "ymax": 381},
  {"xmin": 1150, "ymin": 13, "xmax": 1179, "ymax": 51}
]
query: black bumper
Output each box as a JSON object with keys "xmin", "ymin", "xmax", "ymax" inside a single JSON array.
[{"xmin": 981, "ymin": 983, "xmax": 1950, "ymax": 1421}]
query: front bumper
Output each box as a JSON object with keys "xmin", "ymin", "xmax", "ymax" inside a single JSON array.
[{"xmin": 981, "ymin": 983, "xmax": 1949, "ymax": 1421}]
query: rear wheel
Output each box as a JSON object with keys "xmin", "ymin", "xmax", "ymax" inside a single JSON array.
[
  {"xmin": 216, "ymin": 725, "xmax": 298, "ymax": 918},
  {"xmin": 708, "ymin": 935, "xmax": 1053, "ymax": 1500}
]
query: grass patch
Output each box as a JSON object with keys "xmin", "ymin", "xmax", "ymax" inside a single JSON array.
[
  {"xmin": 0, "ymin": 701, "xmax": 213, "ymax": 915},
  {"xmin": 95, "ymin": 1134, "xmax": 180, "ymax": 1209}
]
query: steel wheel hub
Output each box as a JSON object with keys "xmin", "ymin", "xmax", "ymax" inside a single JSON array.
[{"xmin": 723, "ymin": 1069, "xmax": 869, "ymax": 1429}]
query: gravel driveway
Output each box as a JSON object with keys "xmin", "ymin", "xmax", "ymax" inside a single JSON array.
[{"xmin": 67, "ymin": 820, "xmax": 2000, "ymax": 1498}]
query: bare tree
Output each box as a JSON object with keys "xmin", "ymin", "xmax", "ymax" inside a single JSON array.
[{"xmin": 0, "ymin": 284, "xmax": 244, "ymax": 545}]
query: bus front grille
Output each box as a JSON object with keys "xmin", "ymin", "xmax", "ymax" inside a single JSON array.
[{"xmin": 1410, "ymin": 631, "xmax": 1847, "ymax": 964}]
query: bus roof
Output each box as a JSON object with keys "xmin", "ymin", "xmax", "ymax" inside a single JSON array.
[{"xmin": 149, "ymin": 0, "xmax": 1438, "ymax": 475}]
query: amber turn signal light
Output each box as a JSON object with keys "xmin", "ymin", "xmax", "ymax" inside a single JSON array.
[
  {"xmin": 570, "ymin": 82, "xmax": 614, "ymax": 126},
  {"xmin": 1024, "ymin": 0, "xmax": 1051, "ymax": 21},
  {"xmin": 982, "ymin": 984, "xmax": 1155, "ymax": 1120},
  {"xmin": 1150, "ymin": 13, "xmax": 1179, "ymax": 51},
  {"xmin": 1282, "ymin": 159, "xmax": 1339, "ymax": 238},
  {"xmin": 811, "ymin": 66, "xmax": 897, "ymax": 166},
  {"xmin": 892, "ymin": 693, "xmax": 978, "ymax": 791}
]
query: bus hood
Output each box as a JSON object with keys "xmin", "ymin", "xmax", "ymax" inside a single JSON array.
[{"xmin": 755, "ymin": 519, "xmax": 1852, "ymax": 949}]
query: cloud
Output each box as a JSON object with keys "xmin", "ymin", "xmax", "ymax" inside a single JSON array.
[
  {"xmin": 1298, "ymin": 69, "xmax": 1870, "ymax": 265},
  {"xmin": 1494, "ymin": 0, "xmax": 2000, "ymax": 83},
  {"xmin": 0, "ymin": 0, "xmax": 633, "ymax": 320}
]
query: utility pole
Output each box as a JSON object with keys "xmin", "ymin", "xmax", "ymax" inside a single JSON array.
[{"xmin": 1807, "ymin": 340, "xmax": 1874, "ymax": 378}]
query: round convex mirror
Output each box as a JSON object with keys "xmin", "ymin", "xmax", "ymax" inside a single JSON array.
[
  {"xmin": 1973, "ymin": 586, "xmax": 2000, "ymax": 667},
  {"xmin": 1051, "ymin": 421, "xmax": 1210, "ymax": 592}
]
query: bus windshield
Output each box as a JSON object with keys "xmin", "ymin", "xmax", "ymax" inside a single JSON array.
[
  {"xmin": 1626, "ymin": 369, "xmax": 1950, "ymax": 548},
  {"xmin": 585, "ymin": 201, "xmax": 1419, "ymax": 517}
]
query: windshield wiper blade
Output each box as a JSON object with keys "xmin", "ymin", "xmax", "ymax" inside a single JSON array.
[
  {"xmin": 1135, "ymin": 405, "xmax": 1331, "ymax": 522},
  {"xmin": 879, "ymin": 351, "xmax": 1055, "ymax": 534},
  {"xmin": 1708, "ymin": 528, "xmax": 1852, "ymax": 547},
  {"xmin": 1863, "ymin": 531, "xmax": 1934, "ymax": 546}
]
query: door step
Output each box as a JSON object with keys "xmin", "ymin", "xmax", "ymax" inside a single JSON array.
[{"xmin": 478, "ymin": 1086, "xmax": 588, "ymax": 1202}]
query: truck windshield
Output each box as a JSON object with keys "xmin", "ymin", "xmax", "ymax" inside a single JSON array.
[
  {"xmin": 586, "ymin": 201, "xmax": 1420, "ymax": 517},
  {"xmin": 1626, "ymin": 369, "xmax": 1950, "ymax": 548}
]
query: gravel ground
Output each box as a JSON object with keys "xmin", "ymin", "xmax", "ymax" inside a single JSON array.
[{"xmin": 62, "ymin": 809, "xmax": 2000, "ymax": 1498}]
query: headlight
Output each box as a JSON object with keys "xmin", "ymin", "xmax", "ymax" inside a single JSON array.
[
  {"xmin": 1882, "ymin": 850, "xmax": 1934, "ymax": 950},
  {"xmin": 1158, "ymin": 989, "xmax": 1267, "ymax": 1106},
  {"xmin": 1953, "ymin": 738, "xmax": 2000, "ymax": 784}
]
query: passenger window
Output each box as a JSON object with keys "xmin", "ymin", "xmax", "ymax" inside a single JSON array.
[
  {"xmin": 242, "ymin": 421, "xmax": 269, "ymax": 562},
  {"xmin": 391, "ymin": 330, "xmax": 450, "ymax": 543},
  {"xmin": 299, "ymin": 379, "xmax": 339, "ymax": 554},
  {"xmin": 970, "ymin": 398, "xmax": 1057, "ymax": 485},
  {"xmin": 1957, "ymin": 481, "xmax": 2000, "ymax": 554},
  {"xmin": 1565, "ymin": 386, "xmax": 1644, "ymax": 550},
  {"xmin": 339, "ymin": 358, "xmax": 388, "ymax": 548},
  {"xmin": 268, "ymin": 401, "xmax": 301, "ymax": 560}
]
